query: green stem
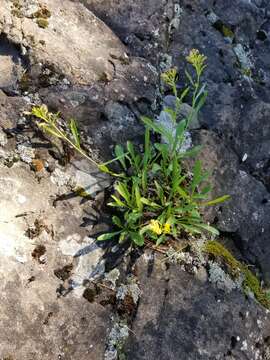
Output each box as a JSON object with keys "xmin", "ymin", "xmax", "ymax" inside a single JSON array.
[{"xmin": 51, "ymin": 123, "xmax": 100, "ymax": 168}]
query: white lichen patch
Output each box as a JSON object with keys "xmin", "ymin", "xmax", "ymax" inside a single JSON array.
[
  {"xmin": 104, "ymin": 321, "xmax": 130, "ymax": 360},
  {"xmin": 234, "ymin": 44, "xmax": 253, "ymax": 72},
  {"xmin": 116, "ymin": 275, "xmax": 141, "ymax": 305},
  {"xmin": 50, "ymin": 167, "xmax": 73, "ymax": 187},
  {"xmin": 208, "ymin": 261, "xmax": 243, "ymax": 292},
  {"xmin": 16, "ymin": 144, "xmax": 35, "ymax": 163},
  {"xmin": 116, "ymin": 282, "xmax": 141, "ymax": 304},
  {"xmin": 105, "ymin": 268, "xmax": 120, "ymax": 289},
  {"xmin": 168, "ymin": 3, "xmax": 183, "ymax": 34}
]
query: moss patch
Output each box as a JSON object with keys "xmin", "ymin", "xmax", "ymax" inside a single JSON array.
[
  {"xmin": 203, "ymin": 240, "xmax": 241, "ymax": 276},
  {"xmin": 203, "ymin": 240, "xmax": 270, "ymax": 309},
  {"xmin": 36, "ymin": 18, "xmax": 49, "ymax": 29},
  {"xmin": 75, "ymin": 187, "xmax": 92, "ymax": 199},
  {"xmin": 242, "ymin": 266, "xmax": 270, "ymax": 309},
  {"xmin": 221, "ymin": 25, "xmax": 234, "ymax": 39}
]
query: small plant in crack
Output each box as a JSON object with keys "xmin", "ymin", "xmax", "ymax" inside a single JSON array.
[{"xmin": 31, "ymin": 49, "xmax": 230, "ymax": 248}]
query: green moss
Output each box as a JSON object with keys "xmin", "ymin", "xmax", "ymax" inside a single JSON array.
[
  {"xmin": 36, "ymin": 18, "xmax": 49, "ymax": 29},
  {"xmin": 241, "ymin": 68, "xmax": 252, "ymax": 78},
  {"xmin": 242, "ymin": 266, "xmax": 270, "ymax": 309},
  {"xmin": 221, "ymin": 25, "xmax": 234, "ymax": 39},
  {"xmin": 203, "ymin": 240, "xmax": 270, "ymax": 309},
  {"xmin": 203, "ymin": 240, "xmax": 241, "ymax": 276},
  {"xmin": 74, "ymin": 187, "xmax": 92, "ymax": 199}
]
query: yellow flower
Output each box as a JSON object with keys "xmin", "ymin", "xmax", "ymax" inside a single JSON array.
[
  {"xmin": 149, "ymin": 220, "xmax": 162, "ymax": 235},
  {"xmin": 186, "ymin": 49, "xmax": 207, "ymax": 72},
  {"xmin": 163, "ymin": 223, "xmax": 171, "ymax": 234},
  {"xmin": 161, "ymin": 67, "xmax": 178, "ymax": 87}
]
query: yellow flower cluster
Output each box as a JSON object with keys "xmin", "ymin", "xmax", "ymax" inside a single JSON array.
[
  {"xmin": 186, "ymin": 49, "xmax": 207, "ymax": 71},
  {"xmin": 161, "ymin": 67, "xmax": 178, "ymax": 87},
  {"xmin": 149, "ymin": 220, "xmax": 171, "ymax": 235}
]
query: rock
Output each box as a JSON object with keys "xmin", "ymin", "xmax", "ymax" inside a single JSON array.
[
  {"xmin": 1, "ymin": 0, "xmax": 270, "ymax": 357},
  {"xmin": 125, "ymin": 252, "xmax": 270, "ymax": 360},
  {"xmin": 80, "ymin": 0, "xmax": 169, "ymax": 59},
  {"xmin": 0, "ymin": 282, "xmax": 110, "ymax": 359},
  {"xmin": 0, "ymin": 0, "xmax": 158, "ymax": 157},
  {"xmin": 0, "ymin": 33, "xmax": 27, "ymax": 94},
  {"xmin": 0, "ymin": 90, "xmax": 27, "ymax": 130},
  {"xmin": 1, "ymin": 0, "xmax": 126, "ymax": 85},
  {"xmin": 59, "ymin": 235, "xmax": 106, "ymax": 291},
  {"xmin": 0, "ymin": 163, "xmax": 109, "ymax": 358},
  {"xmin": 193, "ymin": 130, "xmax": 270, "ymax": 283}
]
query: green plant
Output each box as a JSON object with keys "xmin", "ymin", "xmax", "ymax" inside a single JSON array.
[
  {"xmin": 31, "ymin": 49, "xmax": 230, "ymax": 248},
  {"xmin": 97, "ymin": 49, "xmax": 229, "ymax": 246},
  {"xmin": 30, "ymin": 105, "xmax": 126, "ymax": 173}
]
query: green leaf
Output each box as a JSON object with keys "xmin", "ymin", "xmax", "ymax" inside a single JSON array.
[
  {"xmin": 141, "ymin": 198, "xmax": 161, "ymax": 208},
  {"xmin": 179, "ymin": 145, "xmax": 203, "ymax": 158},
  {"xmin": 154, "ymin": 143, "xmax": 169, "ymax": 160},
  {"xmin": 119, "ymin": 232, "xmax": 128, "ymax": 243},
  {"xmin": 177, "ymin": 186, "xmax": 190, "ymax": 200},
  {"xmin": 134, "ymin": 184, "xmax": 143, "ymax": 212},
  {"xmin": 97, "ymin": 231, "xmax": 121, "ymax": 241},
  {"xmin": 31, "ymin": 105, "xmax": 50, "ymax": 121},
  {"xmin": 174, "ymin": 119, "xmax": 186, "ymax": 150},
  {"xmin": 156, "ymin": 234, "xmax": 166, "ymax": 246},
  {"xmin": 194, "ymin": 84, "xmax": 207, "ymax": 104},
  {"xmin": 144, "ymin": 126, "xmax": 151, "ymax": 165},
  {"xmin": 178, "ymin": 87, "xmax": 190, "ymax": 102},
  {"xmin": 98, "ymin": 164, "xmax": 124, "ymax": 178},
  {"xmin": 38, "ymin": 123, "xmax": 62, "ymax": 138},
  {"xmin": 180, "ymin": 223, "xmax": 203, "ymax": 234},
  {"xmin": 192, "ymin": 193, "xmax": 210, "ymax": 200},
  {"xmin": 126, "ymin": 141, "xmax": 140, "ymax": 169},
  {"xmin": 110, "ymin": 195, "xmax": 127, "ymax": 208},
  {"xmin": 112, "ymin": 216, "xmax": 123, "ymax": 228},
  {"xmin": 130, "ymin": 232, "xmax": 144, "ymax": 246},
  {"xmin": 115, "ymin": 182, "xmax": 131, "ymax": 206},
  {"xmin": 152, "ymin": 163, "xmax": 161, "ymax": 173},
  {"xmin": 200, "ymin": 184, "xmax": 212, "ymax": 195},
  {"xmin": 200, "ymin": 195, "xmax": 231, "ymax": 207},
  {"xmin": 141, "ymin": 169, "xmax": 147, "ymax": 192},
  {"xmin": 191, "ymin": 160, "xmax": 208, "ymax": 193},
  {"xmin": 126, "ymin": 211, "xmax": 142, "ymax": 224},
  {"xmin": 175, "ymin": 204, "xmax": 196, "ymax": 213},
  {"xmin": 194, "ymin": 89, "xmax": 208, "ymax": 114},
  {"xmin": 185, "ymin": 70, "xmax": 195, "ymax": 86},
  {"xmin": 69, "ymin": 118, "xmax": 81, "ymax": 148},
  {"xmin": 154, "ymin": 180, "xmax": 164, "ymax": 203},
  {"xmin": 194, "ymin": 223, "xmax": 219, "ymax": 235},
  {"xmin": 115, "ymin": 144, "xmax": 127, "ymax": 170},
  {"xmin": 141, "ymin": 116, "xmax": 173, "ymax": 143}
]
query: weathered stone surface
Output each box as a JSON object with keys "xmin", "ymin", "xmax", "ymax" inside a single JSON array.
[
  {"xmin": 0, "ymin": 0, "xmax": 158, "ymax": 158},
  {"xmin": 193, "ymin": 130, "xmax": 270, "ymax": 282},
  {"xmin": 0, "ymin": 162, "xmax": 109, "ymax": 359},
  {"xmin": 0, "ymin": 0, "xmax": 127, "ymax": 85},
  {"xmin": 0, "ymin": 33, "xmax": 26, "ymax": 94},
  {"xmin": 79, "ymin": 0, "xmax": 170, "ymax": 59},
  {"xmin": 125, "ymin": 252, "xmax": 270, "ymax": 360},
  {"xmin": 1, "ymin": 0, "xmax": 270, "ymax": 358}
]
